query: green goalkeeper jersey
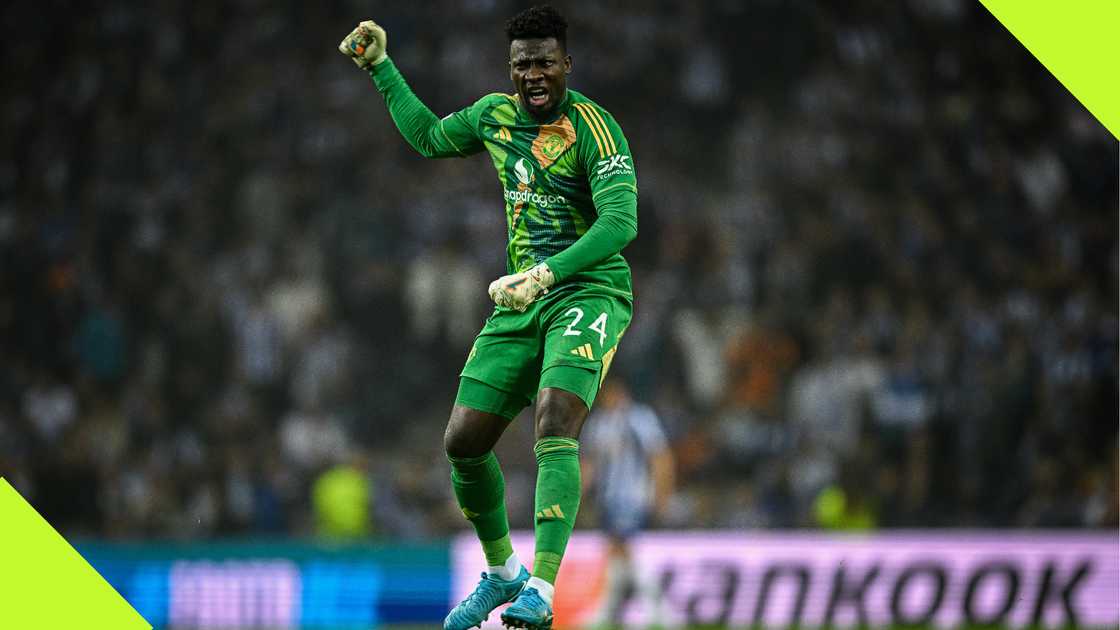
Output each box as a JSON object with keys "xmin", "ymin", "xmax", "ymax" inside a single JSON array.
[{"xmin": 369, "ymin": 58, "xmax": 637, "ymax": 298}]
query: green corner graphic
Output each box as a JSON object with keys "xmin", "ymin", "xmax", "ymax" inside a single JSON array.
[
  {"xmin": 980, "ymin": 0, "xmax": 1119, "ymax": 140},
  {"xmin": 0, "ymin": 478, "xmax": 151, "ymax": 630}
]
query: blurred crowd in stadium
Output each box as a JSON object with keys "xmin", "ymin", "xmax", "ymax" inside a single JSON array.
[{"xmin": 1, "ymin": 0, "xmax": 1116, "ymax": 540}]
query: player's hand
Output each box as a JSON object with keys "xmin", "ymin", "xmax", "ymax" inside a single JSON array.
[
  {"xmin": 338, "ymin": 20, "xmax": 388, "ymax": 69},
  {"xmin": 488, "ymin": 263, "xmax": 554, "ymax": 312}
]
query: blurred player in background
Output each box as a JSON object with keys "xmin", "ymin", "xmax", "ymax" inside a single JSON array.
[
  {"xmin": 340, "ymin": 5, "xmax": 638, "ymax": 630},
  {"xmin": 583, "ymin": 380, "xmax": 675, "ymax": 629}
]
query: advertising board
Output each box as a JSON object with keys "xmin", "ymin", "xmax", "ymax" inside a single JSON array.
[
  {"xmin": 79, "ymin": 541, "xmax": 449, "ymax": 628},
  {"xmin": 452, "ymin": 531, "xmax": 1119, "ymax": 628}
]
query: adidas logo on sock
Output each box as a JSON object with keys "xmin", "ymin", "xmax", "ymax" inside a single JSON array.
[{"xmin": 535, "ymin": 504, "xmax": 566, "ymax": 521}]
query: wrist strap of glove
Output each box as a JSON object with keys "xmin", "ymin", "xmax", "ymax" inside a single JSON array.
[{"xmin": 528, "ymin": 263, "xmax": 555, "ymax": 291}]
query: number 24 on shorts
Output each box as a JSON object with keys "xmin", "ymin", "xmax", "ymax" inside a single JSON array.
[{"xmin": 561, "ymin": 307, "xmax": 608, "ymax": 346}]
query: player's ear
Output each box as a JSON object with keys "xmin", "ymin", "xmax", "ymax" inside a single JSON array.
[{"xmin": 564, "ymin": 55, "xmax": 572, "ymax": 74}]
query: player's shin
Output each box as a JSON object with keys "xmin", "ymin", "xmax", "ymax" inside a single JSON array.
[
  {"xmin": 598, "ymin": 553, "xmax": 633, "ymax": 625},
  {"xmin": 448, "ymin": 451, "xmax": 517, "ymax": 575},
  {"xmin": 531, "ymin": 437, "xmax": 582, "ymax": 596}
]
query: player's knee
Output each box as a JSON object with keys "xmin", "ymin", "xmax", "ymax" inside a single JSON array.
[
  {"xmin": 535, "ymin": 387, "xmax": 589, "ymax": 439},
  {"xmin": 444, "ymin": 405, "xmax": 506, "ymax": 458},
  {"xmin": 444, "ymin": 421, "xmax": 489, "ymax": 459},
  {"xmin": 535, "ymin": 412, "xmax": 577, "ymax": 439},
  {"xmin": 443, "ymin": 423, "xmax": 472, "ymax": 458}
]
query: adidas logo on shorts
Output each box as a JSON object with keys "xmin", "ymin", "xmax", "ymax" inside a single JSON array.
[{"xmin": 570, "ymin": 344, "xmax": 595, "ymax": 360}]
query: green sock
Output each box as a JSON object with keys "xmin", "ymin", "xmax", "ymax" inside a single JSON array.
[
  {"xmin": 532, "ymin": 437, "xmax": 581, "ymax": 584},
  {"xmin": 448, "ymin": 451, "xmax": 513, "ymax": 566}
]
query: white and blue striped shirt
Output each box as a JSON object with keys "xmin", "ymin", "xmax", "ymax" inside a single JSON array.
[{"xmin": 585, "ymin": 402, "xmax": 668, "ymax": 516}]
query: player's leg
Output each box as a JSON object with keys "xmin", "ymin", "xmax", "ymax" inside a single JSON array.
[
  {"xmin": 445, "ymin": 399, "xmax": 522, "ymax": 575},
  {"xmin": 446, "ymin": 312, "xmax": 541, "ymax": 630},
  {"xmin": 528, "ymin": 386, "xmax": 588, "ymax": 588},
  {"xmin": 444, "ymin": 393, "xmax": 532, "ymax": 630},
  {"xmin": 451, "ymin": 308, "xmax": 540, "ymax": 568},
  {"xmin": 504, "ymin": 289, "xmax": 632, "ymax": 630},
  {"xmin": 591, "ymin": 497, "xmax": 647, "ymax": 627},
  {"xmin": 502, "ymin": 386, "xmax": 586, "ymax": 630},
  {"xmin": 595, "ymin": 534, "xmax": 634, "ymax": 628},
  {"xmin": 530, "ymin": 289, "xmax": 631, "ymax": 591}
]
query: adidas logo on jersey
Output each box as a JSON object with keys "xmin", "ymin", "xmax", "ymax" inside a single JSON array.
[{"xmin": 570, "ymin": 344, "xmax": 595, "ymax": 360}]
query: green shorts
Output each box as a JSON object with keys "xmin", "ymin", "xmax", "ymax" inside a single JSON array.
[{"xmin": 456, "ymin": 285, "xmax": 632, "ymax": 419}]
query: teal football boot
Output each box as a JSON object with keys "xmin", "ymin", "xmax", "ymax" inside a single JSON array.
[
  {"xmin": 445, "ymin": 566, "xmax": 530, "ymax": 630},
  {"xmin": 500, "ymin": 586, "xmax": 553, "ymax": 630}
]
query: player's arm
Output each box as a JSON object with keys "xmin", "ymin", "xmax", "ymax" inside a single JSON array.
[
  {"xmin": 650, "ymin": 446, "xmax": 675, "ymax": 519},
  {"xmin": 544, "ymin": 104, "xmax": 638, "ymax": 283},
  {"xmin": 635, "ymin": 408, "xmax": 674, "ymax": 520},
  {"xmin": 579, "ymin": 422, "xmax": 602, "ymax": 494},
  {"xmin": 580, "ymin": 458, "xmax": 597, "ymax": 494},
  {"xmin": 339, "ymin": 20, "xmax": 484, "ymax": 159}
]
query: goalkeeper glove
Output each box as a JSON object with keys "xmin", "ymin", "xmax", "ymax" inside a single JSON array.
[
  {"xmin": 488, "ymin": 263, "xmax": 555, "ymax": 312},
  {"xmin": 338, "ymin": 20, "xmax": 388, "ymax": 69}
]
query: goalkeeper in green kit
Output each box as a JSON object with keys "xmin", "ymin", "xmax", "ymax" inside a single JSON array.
[{"xmin": 340, "ymin": 5, "xmax": 637, "ymax": 630}]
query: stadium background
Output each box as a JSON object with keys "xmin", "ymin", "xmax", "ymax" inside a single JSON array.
[{"xmin": 0, "ymin": 0, "xmax": 1116, "ymax": 628}]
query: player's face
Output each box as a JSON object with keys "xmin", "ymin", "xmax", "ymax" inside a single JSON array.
[{"xmin": 509, "ymin": 37, "xmax": 571, "ymax": 120}]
